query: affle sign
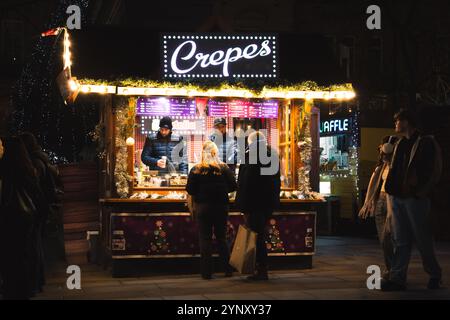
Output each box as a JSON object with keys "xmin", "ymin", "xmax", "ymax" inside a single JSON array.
[{"xmin": 161, "ymin": 33, "xmax": 278, "ymax": 79}]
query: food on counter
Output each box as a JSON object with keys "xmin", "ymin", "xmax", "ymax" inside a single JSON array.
[
  {"xmin": 169, "ymin": 174, "xmax": 187, "ymax": 186},
  {"xmin": 130, "ymin": 192, "xmax": 151, "ymax": 200},
  {"xmin": 279, "ymin": 190, "xmax": 325, "ymax": 200},
  {"xmin": 129, "ymin": 191, "xmax": 186, "ymax": 200},
  {"xmin": 165, "ymin": 191, "xmax": 186, "ymax": 200}
]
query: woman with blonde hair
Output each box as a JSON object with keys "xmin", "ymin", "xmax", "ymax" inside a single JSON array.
[{"xmin": 186, "ymin": 141, "xmax": 237, "ymax": 279}]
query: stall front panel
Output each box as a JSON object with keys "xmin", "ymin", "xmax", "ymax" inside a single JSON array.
[{"xmin": 110, "ymin": 211, "xmax": 316, "ymax": 258}]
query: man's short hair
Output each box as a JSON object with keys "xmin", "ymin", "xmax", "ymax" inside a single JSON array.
[
  {"xmin": 394, "ymin": 108, "xmax": 418, "ymax": 128},
  {"xmin": 248, "ymin": 131, "xmax": 267, "ymax": 145}
]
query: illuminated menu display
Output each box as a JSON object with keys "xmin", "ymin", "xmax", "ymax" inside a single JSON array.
[
  {"xmin": 136, "ymin": 97, "xmax": 196, "ymax": 116},
  {"xmin": 207, "ymin": 100, "xmax": 228, "ymax": 117},
  {"xmin": 207, "ymin": 99, "xmax": 278, "ymax": 118}
]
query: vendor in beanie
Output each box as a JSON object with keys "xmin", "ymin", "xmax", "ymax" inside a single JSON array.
[
  {"xmin": 141, "ymin": 116, "xmax": 188, "ymax": 174},
  {"xmin": 209, "ymin": 118, "xmax": 238, "ymax": 171}
]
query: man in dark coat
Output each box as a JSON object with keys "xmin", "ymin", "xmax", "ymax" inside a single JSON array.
[
  {"xmin": 382, "ymin": 109, "xmax": 442, "ymax": 291},
  {"xmin": 20, "ymin": 132, "xmax": 59, "ymax": 295},
  {"xmin": 235, "ymin": 131, "xmax": 280, "ymax": 280},
  {"xmin": 0, "ymin": 137, "xmax": 49, "ymax": 299},
  {"xmin": 141, "ymin": 116, "xmax": 188, "ymax": 175},
  {"xmin": 209, "ymin": 118, "xmax": 238, "ymax": 172}
]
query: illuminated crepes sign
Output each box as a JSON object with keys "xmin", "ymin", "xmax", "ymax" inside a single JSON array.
[{"xmin": 161, "ymin": 33, "xmax": 278, "ymax": 79}]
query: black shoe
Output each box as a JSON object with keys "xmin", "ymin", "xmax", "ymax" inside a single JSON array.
[
  {"xmin": 427, "ymin": 278, "xmax": 442, "ymax": 290},
  {"xmin": 201, "ymin": 274, "xmax": 212, "ymax": 280},
  {"xmin": 381, "ymin": 279, "xmax": 406, "ymax": 292},
  {"xmin": 247, "ymin": 273, "xmax": 269, "ymax": 281},
  {"xmin": 224, "ymin": 265, "xmax": 234, "ymax": 277}
]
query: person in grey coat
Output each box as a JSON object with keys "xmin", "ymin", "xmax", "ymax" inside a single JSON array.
[{"xmin": 359, "ymin": 135, "xmax": 397, "ymax": 280}]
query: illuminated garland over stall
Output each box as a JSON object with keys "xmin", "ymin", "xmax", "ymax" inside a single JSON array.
[{"xmin": 76, "ymin": 79, "xmax": 356, "ymax": 100}]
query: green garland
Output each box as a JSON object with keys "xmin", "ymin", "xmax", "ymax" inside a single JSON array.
[
  {"xmin": 114, "ymin": 97, "xmax": 136, "ymax": 198},
  {"xmin": 79, "ymin": 78, "xmax": 354, "ymax": 96},
  {"xmin": 89, "ymin": 123, "xmax": 106, "ymax": 159}
]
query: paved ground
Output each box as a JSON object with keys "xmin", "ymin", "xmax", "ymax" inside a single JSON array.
[{"xmin": 34, "ymin": 237, "xmax": 450, "ymax": 300}]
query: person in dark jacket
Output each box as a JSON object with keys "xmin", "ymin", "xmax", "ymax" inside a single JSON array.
[
  {"xmin": 20, "ymin": 132, "xmax": 59, "ymax": 294},
  {"xmin": 209, "ymin": 118, "xmax": 238, "ymax": 172},
  {"xmin": 141, "ymin": 116, "xmax": 188, "ymax": 175},
  {"xmin": 382, "ymin": 109, "xmax": 443, "ymax": 291},
  {"xmin": 186, "ymin": 141, "xmax": 237, "ymax": 279},
  {"xmin": 0, "ymin": 137, "xmax": 48, "ymax": 299},
  {"xmin": 235, "ymin": 131, "xmax": 280, "ymax": 280}
]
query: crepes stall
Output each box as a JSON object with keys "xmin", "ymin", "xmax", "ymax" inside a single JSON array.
[{"xmin": 64, "ymin": 29, "xmax": 356, "ymax": 274}]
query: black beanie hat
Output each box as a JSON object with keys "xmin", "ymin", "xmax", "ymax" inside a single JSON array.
[
  {"xmin": 159, "ymin": 116, "xmax": 173, "ymax": 130},
  {"xmin": 213, "ymin": 117, "xmax": 226, "ymax": 127}
]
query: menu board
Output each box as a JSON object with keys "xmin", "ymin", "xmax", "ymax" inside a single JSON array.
[
  {"xmin": 228, "ymin": 100, "xmax": 249, "ymax": 118},
  {"xmin": 207, "ymin": 100, "xmax": 229, "ymax": 117},
  {"xmin": 253, "ymin": 100, "xmax": 279, "ymax": 118},
  {"xmin": 207, "ymin": 99, "xmax": 278, "ymax": 118},
  {"xmin": 136, "ymin": 97, "xmax": 196, "ymax": 116}
]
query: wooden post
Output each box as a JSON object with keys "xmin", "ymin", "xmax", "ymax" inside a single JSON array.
[
  {"xmin": 291, "ymin": 100, "xmax": 300, "ymax": 190},
  {"xmin": 101, "ymin": 95, "xmax": 114, "ymax": 198},
  {"xmin": 127, "ymin": 143, "xmax": 134, "ymax": 194},
  {"xmin": 309, "ymin": 106, "xmax": 320, "ymax": 192}
]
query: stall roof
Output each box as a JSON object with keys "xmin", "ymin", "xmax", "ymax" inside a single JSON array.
[{"xmin": 70, "ymin": 27, "xmax": 347, "ymax": 87}]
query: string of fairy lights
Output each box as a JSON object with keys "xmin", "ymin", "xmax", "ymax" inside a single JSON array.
[{"xmin": 11, "ymin": 0, "xmax": 90, "ymax": 164}]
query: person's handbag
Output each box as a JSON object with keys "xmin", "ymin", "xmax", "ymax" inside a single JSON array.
[
  {"xmin": 229, "ymin": 224, "xmax": 257, "ymax": 274},
  {"xmin": 186, "ymin": 194, "xmax": 197, "ymax": 221}
]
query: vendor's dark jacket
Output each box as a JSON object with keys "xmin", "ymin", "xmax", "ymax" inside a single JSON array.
[
  {"xmin": 186, "ymin": 164, "xmax": 237, "ymax": 205},
  {"xmin": 141, "ymin": 131, "xmax": 188, "ymax": 174},
  {"xmin": 235, "ymin": 141, "xmax": 281, "ymax": 215},
  {"xmin": 385, "ymin": 131, "xmax": 442, "ymax": 198},
  {"xmin": 209, "ymin": 132, "xmax": 238, "ymax": 168}
]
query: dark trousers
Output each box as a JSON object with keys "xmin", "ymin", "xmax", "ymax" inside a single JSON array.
[
  {"xmin": 0, "ymin": 212, "xmax": 34, "ymax": 300},
  {"xmin": 245, "ymin": 211, "xmax": 270, "ymax": 270},
  {"xmin": 388, "ymin": 195, "xmax": 442, "ymax": 285},
  {"xmin": 196, "ymin": 203, "xmax": 230, "ymax": 277}
]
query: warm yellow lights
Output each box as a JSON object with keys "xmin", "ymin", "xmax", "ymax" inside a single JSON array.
[
  {"xmin": 68, "ymin": 78, "xmax": 79, "ymax": 91},
  {"xmin": 126, "ymin": 137, "xmax": 135, "ymax": 146},
  {"xmin": 83, "ymin": 85, "xmax": 356, "ymax": 100},
  {"xmin": 63, "ymin": 28, "xmax": 72, "ymax": 70},
  {"xmin": 80, "ymin": 84, "xmax": 116, "ymax": 94}
]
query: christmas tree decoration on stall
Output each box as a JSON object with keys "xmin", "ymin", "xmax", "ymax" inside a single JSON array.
[
  {"xmin": 149, "ymin": 220, "xmax": 170, "ymax": 254},
  {"xmin": 266, "ymin": 219, "xmax": 285, "ymax": 253}
]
